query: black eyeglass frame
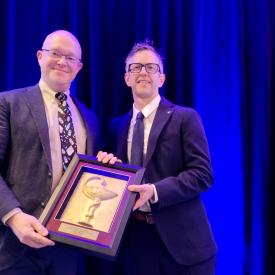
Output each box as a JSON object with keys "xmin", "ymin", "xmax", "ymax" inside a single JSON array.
[{"xmin": 128, "ymin": 63, "xmax": 161, "ymax": 74}]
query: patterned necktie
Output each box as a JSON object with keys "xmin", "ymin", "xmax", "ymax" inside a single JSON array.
[
  {"xmin": 55, "ymin": 92, "xmax": 77, "ymax": 171},
  {"xmin": 130, "ymin": 112, "xmax": 144, "ymax": 166}
]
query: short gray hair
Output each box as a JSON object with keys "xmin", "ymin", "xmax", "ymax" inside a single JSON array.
[{"xmin": 125, "ymin": 40, "xmax": 164, "ymax": 73}]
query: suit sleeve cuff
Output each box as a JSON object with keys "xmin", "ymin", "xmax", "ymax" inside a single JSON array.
[
  {"xmin": 2, "ymin": 208, "xmax": 22, "ymax": 225},
  {"xmin": 150, "ymin": 184, "xmax": 158, "ymax": 204}
]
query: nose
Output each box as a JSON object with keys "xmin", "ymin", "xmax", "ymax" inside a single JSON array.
[{"xmin": 57, "ymin": 55, "xmax": 67, "ymax": 65}]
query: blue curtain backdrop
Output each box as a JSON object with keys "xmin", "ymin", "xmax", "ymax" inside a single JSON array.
[{"xmin": 0, "ymin": 0, "xmax": 273, "ymax": 274}]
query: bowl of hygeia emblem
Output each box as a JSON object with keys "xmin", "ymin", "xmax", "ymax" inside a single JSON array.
[{"xmin": 79, "ymin": 176, "xmax": 118, "ymax": 227}]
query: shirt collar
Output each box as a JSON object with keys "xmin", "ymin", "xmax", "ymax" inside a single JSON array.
[
  {"xmin": 39, "ymin": 79, "xmax": 70, "ymax": 100},
  {"xmin": 133, "ymin": 94, "xmax": 161, "ymax": 119}
]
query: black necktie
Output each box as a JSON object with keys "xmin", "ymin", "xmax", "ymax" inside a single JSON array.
[
  {"xmin": 130, "ymin": 112, "xmax": 144, "ymax": 166},
  {"xmin": 55, "ymin": 92, "xmax": 77, "ymax": 171}
]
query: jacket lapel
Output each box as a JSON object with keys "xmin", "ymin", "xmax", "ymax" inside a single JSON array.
[
  {"xmin": 144, "ymin": 97, "xmax": 174, "ymax": 166},
  {"xmin": 22, "ymin": 85, "xmax": 52, "ymax": 172}
]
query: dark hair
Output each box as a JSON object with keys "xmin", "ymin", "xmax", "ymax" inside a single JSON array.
[{"xmin": 125, "ymin": 40, "xmax": 164, "ymax": 72}]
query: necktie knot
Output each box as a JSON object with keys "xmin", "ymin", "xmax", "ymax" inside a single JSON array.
[
  {"xmin": 136, "ymin": 112, "xmax": 144, "ymax": 121},
  {"xmin": 55, "ymin": 92, "xmax": 67, "ymax": 103}
]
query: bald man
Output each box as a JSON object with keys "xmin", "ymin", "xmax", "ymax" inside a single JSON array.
[{"xmin": 0, "ymin": 30, "xmax": 115, "ymax": 275}]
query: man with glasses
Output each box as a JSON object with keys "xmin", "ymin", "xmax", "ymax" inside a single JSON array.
[
  {"xmin": 0, "ymin": 30, "xmax": 117, "ymax": 275},
  {"xmin": 108, "ymin": 41, "xmax": 217, "ymax": 275}
]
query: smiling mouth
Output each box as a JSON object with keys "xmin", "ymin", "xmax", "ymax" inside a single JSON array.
[
  {"xmin": 53, "ymin": 68, "xmax": 68, "ymax": 73},
  {"xmin": 137, "ymin": 80, "xmax": 150, "ymax": 84}
]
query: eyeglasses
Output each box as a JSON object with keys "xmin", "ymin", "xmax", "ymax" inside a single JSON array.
[
  {"xmin": 41, "ymin": 49, "xmax": 81, "ymax": 64},
  {"xmin": 128, "ymin": 63, "xmax": 160, "ymax": 74}
]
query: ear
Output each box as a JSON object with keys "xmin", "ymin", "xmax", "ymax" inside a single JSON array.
[
  {"xmin": 76, "ymin": 62, "xmax": 83, "ymax": 73},
  {"xmin": 37, "ymin": 50, "xmax": 42, "ymax": 61},
  {"xmin": 36, "ymin": 50, "xmax": 44, "ymax": 67},
  {"xmin": 124, "ymin": 72, "xmax": 131, "ymax": 87},
  {"xmin": 158, "ymin": 73, "xmax": 166, "ymax": 88}
]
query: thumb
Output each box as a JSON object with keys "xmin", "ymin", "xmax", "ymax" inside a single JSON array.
[{"xmin": 128, "ymin": 185, "xmax": 141, "ymax": 192}]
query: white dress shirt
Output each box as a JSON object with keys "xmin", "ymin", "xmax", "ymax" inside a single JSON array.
[{"xmin": 39, "ymin": 79, "xmax": 87, "ymax": 190}]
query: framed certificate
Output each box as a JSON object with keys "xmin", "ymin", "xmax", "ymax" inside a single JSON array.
[{"xmin": 39, "ymin": 154, "xmax": 145, "ymax": 259}]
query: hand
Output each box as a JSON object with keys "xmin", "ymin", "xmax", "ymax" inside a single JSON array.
[
  {"xmin": 6, "ymin": 212, "xmax": 55, "ymax": 249},
  {"xmin": 128, "ymin": 184, "xmax": 155, "ymax": 211},
  {"xmin": 96, "ymin": 151, "xmax": 122, "ymax": 165}
]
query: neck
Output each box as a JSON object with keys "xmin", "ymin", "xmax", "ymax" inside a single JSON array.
[
  {"xmin": 133, "ymin": 94, "xmax": 159, "ymax": 111},
  {"xmin": 41, "ymin": 79, "xmax": 70, "ymax": 93}
]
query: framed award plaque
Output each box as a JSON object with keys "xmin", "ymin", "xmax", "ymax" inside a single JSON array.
[{"xmin": 39, "ymin": 154, "xmax": 145, "ymax": 259}]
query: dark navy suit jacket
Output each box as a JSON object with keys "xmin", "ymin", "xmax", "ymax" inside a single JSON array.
[
  {"xmin": 110, "ymin": 97, "xmax": 217, "ymax": 265},
  {"xmin": 0, "ymin": 85, "xmax": 98, "ymax": 270}
]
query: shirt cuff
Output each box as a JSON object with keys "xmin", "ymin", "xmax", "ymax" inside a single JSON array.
[
  {"xmin": 2, "ymin": 208, "xmax": 22, "ymax": 225},
  {"xmin": 149, "ymin": 184, "xmax": 158, "ymax": 204}
]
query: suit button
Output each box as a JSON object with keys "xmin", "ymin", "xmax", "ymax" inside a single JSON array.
[
  {"xmin": 41, "ymin": 202, "xmax": 46, "ymax": 208},
  {"xmin": 48, "ymin": 171, "xmax": 52, "ymax": 177}
]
